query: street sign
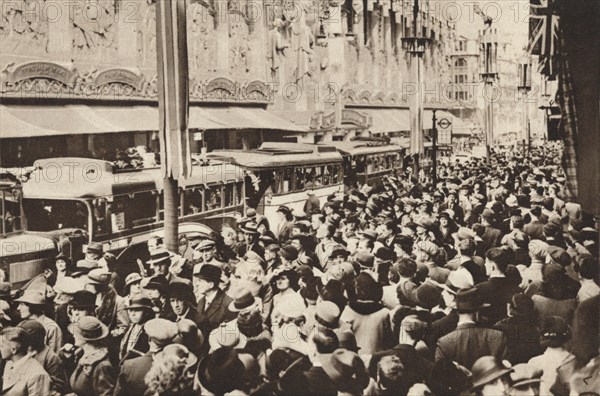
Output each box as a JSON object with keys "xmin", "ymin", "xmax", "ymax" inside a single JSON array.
[{"xmin": 438, "ymin": 118, "xmax": 451, "ymax": 129}]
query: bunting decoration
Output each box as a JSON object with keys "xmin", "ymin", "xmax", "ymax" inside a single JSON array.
[{"xmin": 156, "ymin": 0, "xmax": 192, "ymax": 180}]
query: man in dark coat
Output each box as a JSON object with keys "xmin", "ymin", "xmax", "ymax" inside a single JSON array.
[
  {"xmin": 477, "ymin": 248, "xmax": 521, "ymax": 325},
  {"xmin": 524, "ymin": 206, "xmax": 545, "ymax": 240},
  {"xmin": 302, "ymin": 327, "xmax": 339, "ymax": 396},
  {"xmin": 113, "ymin": 318, "xmax": 178, "ymax": 396},
  {"xmin": 192, "ymin": 264, "xmax": 236, "ymax": 336},
  {"xmin": 238, "ymin": 222, "xmax": 265, "ymax": 259},
  {"xmin": 465, "ymin": 193, "xmax": 486, "ymax": 226},
  {"xmin": 435, "ymin": 288, "xmax": 507, "ymax": 369},
  {"xmin": 480, "ymin": 209, "xmax": 503, "ymax": 248},
  {"xmin": 163, "ymin": 281, "xmax": 201, "ymax": 325}
]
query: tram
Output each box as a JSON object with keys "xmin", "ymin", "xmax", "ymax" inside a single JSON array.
[
  {"xmin": 206, "ymin": 142, "xmax": 344, "ymax": 228},
  {"xmin": 324, "ymin": 137, "xmax": 405, "ymax": 187}
]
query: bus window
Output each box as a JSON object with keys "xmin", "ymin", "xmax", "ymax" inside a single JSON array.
[
  {"xmin": 223, "ymin": 183, "xmax": 235, "ymax": 207},
  {"xmin": 282, "ymin": 168, "xmax": 294, "ymax": 193},
  {"xmin": 112, "ymin": 192, "xmax": 157, "ymax": 229},
  {"xmin": 356, "ymin": 157, "xmax": 366, "ymax": 173},
  {"xmin": 330, "ymin": 165, "xmax": 338, "ymax": 184},
  {"xmin": 235, "ymin": 182, "xmax": 244, "ymax": 205},
  {"xmin": 1, "ymin": 188, "xmax": 23, "ymax": 234},
  {"xmin": 273, "ymin": 170, "xmax": 283, "ymax": 194},
  {"xmin": 184, "ymin": 190, "xmax": 202, "ymax": 215},
  {"xmin": 322, "ymin": 166, "xmax": 331, "ymax": 186},
  {"xmin": 93, "ymin": 199, "xmax": 108, "ymax": 236},
  {"xmin": 205, "ymin": 185, "xmax": 222, "ymax": 211},
  {"xmin": 295, "ymin": 168, "xmax": 305, "ymax": 191},
  {"xmin": 315, "ymin": 167, "xmax": 324, "ymax": 187},
  {"xmin": 23, "ymin": 199, "xmax": 88, "ymax": 231}
]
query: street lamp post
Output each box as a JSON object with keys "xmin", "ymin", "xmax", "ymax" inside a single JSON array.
[
  {"xmin": 479, "ymin": 28, "xmax": 498, "ymax": 163},
  {"xmin": 518, "ymin": 62, "xmax": 532, "ymax": 155},
  {"xmin": 431, "ymin": 109, "xmax": 438, "ymax": 188},
  {"xmin": 402, "ymin": 0, "xmax": 431, "ymax": 179}
]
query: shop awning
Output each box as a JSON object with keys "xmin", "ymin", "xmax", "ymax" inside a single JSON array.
[
  {"xmin": 1, "ymin": 104, "xmax": 120, "ymax": 138},
  {"xmin": 360, "ymin": 109, "xmax": 410, "ymax": 134},
  {"xmin": 1, "ymin": 104, "xmax": 307, "ymax": 139},
  {"xmin": 193, "ymin": 107, "xmax": 307, "ymax": 132}
]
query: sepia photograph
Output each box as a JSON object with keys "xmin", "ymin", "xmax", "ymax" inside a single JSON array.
[{"xmin": 0, "ymin": 0, "xmax": 598, "ymax": 395}]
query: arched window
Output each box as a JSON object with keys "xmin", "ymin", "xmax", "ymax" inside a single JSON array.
[{"xmin": 455, "ymin": 58, "xmax": 467, "ymax": 67}]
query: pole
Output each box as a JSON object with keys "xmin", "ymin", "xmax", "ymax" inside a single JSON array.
[
  {"xmin": 432, "ymin": 110, "xmax": 438, "ymax": 188},
  {"xmin": 156, "ymin": 0, "xmax": 191, "ymax": 253},
  {"xmin": 409, "ymin": 53, "xmax": 424, "ymax": 179}
]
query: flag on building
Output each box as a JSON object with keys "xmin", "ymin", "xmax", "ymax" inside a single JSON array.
[
  {"xmin": 528, "ymin": 0, "xmax": 559, "ymax": 77},
  {"xmin": 156, "ymin": 0, "xmax": 191, "ymax": 180}
]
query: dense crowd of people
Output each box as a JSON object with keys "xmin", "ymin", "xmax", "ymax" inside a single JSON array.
[{"xmin": 0, "ymin": 144, "xmax": 598, "ymax": 396}]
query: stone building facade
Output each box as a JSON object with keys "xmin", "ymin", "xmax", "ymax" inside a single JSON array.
[{"xmin": 1, "ymin": 0, "xmax": 458, "ymax": 165}]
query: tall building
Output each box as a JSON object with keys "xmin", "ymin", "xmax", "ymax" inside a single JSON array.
[{"xmin": 0, "ymin": 0, "xmax": 457, "ymax": 166}]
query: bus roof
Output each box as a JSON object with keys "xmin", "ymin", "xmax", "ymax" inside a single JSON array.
[
  {"xmin": 206, "ymin": 142, "xmax": 343, "ymax": 169},
  {"xmin": 324, "ymin": 141, "xmax": 404, "ymax": 156},
  {"xmin": 21, "ymin": 158, "xmax": 245, "ymax": 199}
]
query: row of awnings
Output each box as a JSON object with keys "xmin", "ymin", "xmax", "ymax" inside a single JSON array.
[
  {"xmin": 1, "ymin": 104, "xmax": 462, "ymax": 139},
  {"xmin": 0, "ymin": 105, "xmax": 308, "ymax": 138}
]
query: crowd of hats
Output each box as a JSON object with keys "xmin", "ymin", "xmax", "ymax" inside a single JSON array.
[{"xmin": 0, "ymin": 143, "xmax": 598, "ymax": 396}]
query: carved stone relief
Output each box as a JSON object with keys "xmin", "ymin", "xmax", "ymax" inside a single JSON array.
[{"xmin": 0, "ymin": 0, "xmax": 49, "ymax": 53}]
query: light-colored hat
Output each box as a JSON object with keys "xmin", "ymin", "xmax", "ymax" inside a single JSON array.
[
  {"xmin": 195, "ymin": 239, "xmax": 216, "ymax": 251},
  {"xmin": 54, "ymin": 277, "xmax": 81, "ymax": 295},
  {"xmin": 505, "ymin": 195, "xmax": 519, "ymax": 208},
  {"xmin": 69, "ymin": 316, "xmax": 109, "ymax": 342},
  {"xmin": 125, "ymin": 273, "xmax": 143, "ymax": 288},
  {"xmin": 415, "ymin": 241, "xmax": 440, "ymax": 257},
  {"xmin": 276, "ymin": 295, "xmax": 306, "ymax": 319},
  {"xmin": 144, "ymin": 318, "xmax": 179, "ymax": 346},
  {"xmin": 86, "ymin": 269, "xmax": 112, "ymax": 285},
  {"xmin": 444, "ymin": 269, "xmax": 475, "ymax": 297},
  {"xmin": 14, "ymin": 289, "xmax": 46, "ymax": 305},
  {"xmin": 208, "ymin": 320, "xmax": 247, "ymax": 351}
]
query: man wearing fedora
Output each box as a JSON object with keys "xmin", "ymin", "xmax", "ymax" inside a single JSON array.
[
  {"xmin": 435, "ymin": 288, "xmax": 507, "ymax": 369},
  {"xmin": 470, "ymin": 355, "xmax": 514, "ymax": 396},
  {"xmin": 146, "ymin": 249, "xmax": 183, "ymax": 284},
  {"xmin": 76, "ymin": 242, "xmax": 103, "ymax": 271},
  {"xmin": 0, "ymin": 326, "xmax": 51, "ymax": 396},
  {"xmin": 238, "ymin": 221, "xmax": 265, "ymax": 260},
  {"xmin": 113, "ymin": 318, "xmax": 178, "ymax": 396},
  {"xmin": 193, "ymin": 264, "xmax": 235, "ymax": 336}
]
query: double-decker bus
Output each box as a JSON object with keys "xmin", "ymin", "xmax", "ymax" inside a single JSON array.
[
  {"xmin": 20, "ymin": 157, "xmax": 246, "ymax": 269},
  {"xmin": 0, "ymin": 179, "xmax": 60, "ymax": 288},
  {"xmin": 206, "ymin": 142, "xmax": 344, "ymax": 228},
  {"xmin": 325, "ymin": 138, "xmax": 405, "ymax": 187}
]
